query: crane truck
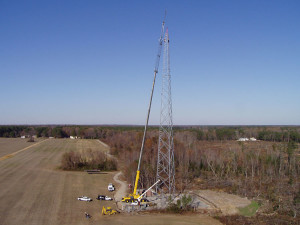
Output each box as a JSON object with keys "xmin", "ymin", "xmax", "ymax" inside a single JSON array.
[{"xmin": 121, "ymin": 15, "xmax": 166, "ymax": 203}]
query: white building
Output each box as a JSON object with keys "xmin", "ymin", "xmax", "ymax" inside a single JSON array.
[{"xmin": 238, "ymin": 137, "xmax": 249, "ymax": 142}]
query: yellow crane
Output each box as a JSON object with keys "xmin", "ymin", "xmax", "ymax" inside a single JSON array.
[{"xmin": 121, "ymin": 14, "xmax": 166, "ymax": 203}]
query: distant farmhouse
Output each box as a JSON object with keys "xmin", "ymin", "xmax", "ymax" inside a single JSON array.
[
  {"xmin": 70, "ymin": 136, "xmax": 78, "ymax": 139},
  {"xmin": 238, "ymin": 137, "xmax": 257, "ymax": 142}
]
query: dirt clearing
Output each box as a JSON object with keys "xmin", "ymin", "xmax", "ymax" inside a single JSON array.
[{"xmin": 197, "ymin": 190, "xmax": 251, "ymax": 215}]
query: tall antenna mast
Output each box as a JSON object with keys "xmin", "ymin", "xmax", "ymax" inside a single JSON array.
[{"xmin": 156, "ymin": 28, "xmax": 175, "ymax": 194}]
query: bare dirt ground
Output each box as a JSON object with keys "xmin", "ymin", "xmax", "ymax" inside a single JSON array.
[
  {"xmin": 0, "ymin": 137, "xmax": 44, "ymax": 157},
  {"xmin": 197, "ymin": 190, "xmax": 251, "ymax": 215}
]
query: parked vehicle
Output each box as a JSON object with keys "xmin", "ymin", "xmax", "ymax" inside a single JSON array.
[
  {"xmin": 131, "ymin": 201, "xmax": 138, "ymax": 206},
  {"xmin": 96, "ymin": 195, "xmax": 105, "ymax": 200},
  {"xmin": 108, "ymin": 183, "xmax": 115, "ymax": 192},
  {"xmin": 77, "ymin": 196, "xmax": 92, "ymax": 201},
  {"xmin": 96, "ymin": 195, "xmax": 113, "ymax": 201},
  {"xmin": 130, "ymin": 198, "xmax": 149, "ymax": 205},
  {"xmin": 105, "ymin": 196, "xmax": 113, "ymax": 201}
]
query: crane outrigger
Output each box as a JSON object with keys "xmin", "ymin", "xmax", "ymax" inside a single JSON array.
[{"xmin": 121, "ymin": 15, "xmax": 166, "ymax": 203}]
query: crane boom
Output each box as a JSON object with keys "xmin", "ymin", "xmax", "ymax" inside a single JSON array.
[
  {"xmin": 132, "ymin": 14, "xmax": 166, "ymax": 197},
  {"xmin": 137, "ymin": 179, "xmax": 160, "ymax": 201}
]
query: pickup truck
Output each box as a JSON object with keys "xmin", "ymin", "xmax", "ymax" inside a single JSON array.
[
  {"xmin": 77, "ymin": 196, "xmax": 92, "ymax": 202},
  {"xmin": 108, "ymin": 183, "xmax": 115, "ymax": 192},
  {"xmin": 97, "ymin": 195, "xmax": 113, "ymax": 201}
]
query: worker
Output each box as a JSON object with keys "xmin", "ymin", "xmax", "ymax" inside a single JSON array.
[{"xmin": 85, "ymin": 212, "xmax": 90, "ymax": 219}]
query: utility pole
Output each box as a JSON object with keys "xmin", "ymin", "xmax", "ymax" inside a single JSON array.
[{"xmin": 156, "ymin": 28, "xmax": 175, "ymax": 194}]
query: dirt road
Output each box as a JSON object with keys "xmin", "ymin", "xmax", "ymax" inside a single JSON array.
[
  {"xmin": 113, "ymin": 172, "xmax": 127, "ymax": 202},
  {"xmin": 97, "ymin": 140, "xmax": 128, "ymax": 209},
  {"xmin": 97, "ymin": 139, "xmax": 109, "ymax": 148}
]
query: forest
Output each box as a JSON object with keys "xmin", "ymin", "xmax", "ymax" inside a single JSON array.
[{"xmin": 1, "ymin": 125, "xmax": 300, "ymax": 143}]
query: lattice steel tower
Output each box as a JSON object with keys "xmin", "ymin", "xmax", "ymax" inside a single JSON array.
[{"xmin": 156, "ymin": 29, "xmax": 175, "ymax": 194}]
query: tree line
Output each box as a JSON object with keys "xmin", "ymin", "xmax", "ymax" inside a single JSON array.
[
  {"xmin": 0, "ymin": 125, "xmax": 112, "ymax": 139},
  {"xmin": 193, "ymin": 126, "xmax": 300, "ymax": 143},
  {"xmin": 1, "ymin": 125, "xmax": 300, "ymax": 143}
]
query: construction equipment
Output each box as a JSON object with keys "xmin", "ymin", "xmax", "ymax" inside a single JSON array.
[
  {"xmin": 121, "ymin": 14, "xmax": 166, "ymax": 203},
  {"xmin": 101, "ymin": 206, "xmax": 119, "ymax": 215},
  {"xmin": 126, "ymin": 180, "xmax": 160, "ymax": 204},
  {"xmin": 136, "ymin": 179, "xmax": 160, "ymax": 202}
]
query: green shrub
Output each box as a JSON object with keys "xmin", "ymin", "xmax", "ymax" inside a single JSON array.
[
  {"xmin": 166, "ymin": 194, "xmax": 193, "ymax": 213},
  {"xmin": 239, "ymin": 201, "xmax": 260, "ymax": 217}
]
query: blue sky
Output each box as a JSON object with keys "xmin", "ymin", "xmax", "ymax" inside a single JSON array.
[{"xmin": 0, "ymin": 0, "xmax": 299, "ymax": 125}]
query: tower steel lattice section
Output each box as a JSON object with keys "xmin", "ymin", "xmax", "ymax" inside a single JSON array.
[{"xmin": 156, "ymin": 29, "xmax": 175, "ymax": 194}]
